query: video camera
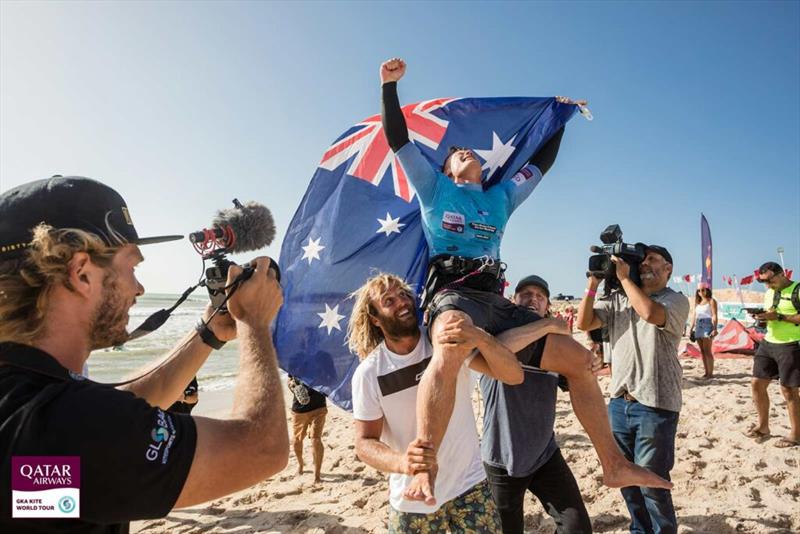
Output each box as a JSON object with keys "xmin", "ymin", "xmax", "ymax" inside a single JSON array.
[
  {"xmin": 587, "ymin": 224, "xmax": 646, "ymax": 295},
  {"xmin": 189, "ymin": 199, "xmax": 280, "ymax": 310}
]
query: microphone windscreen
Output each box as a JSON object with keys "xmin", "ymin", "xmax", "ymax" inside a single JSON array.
[{"xmin": 212, "ymin": 201, "xmax": 276, "ymax": 254}]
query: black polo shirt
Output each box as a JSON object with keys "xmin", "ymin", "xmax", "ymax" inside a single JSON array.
[{"xmin": 0, "ymin": 343, "xmax": 197, "ymax": 533}]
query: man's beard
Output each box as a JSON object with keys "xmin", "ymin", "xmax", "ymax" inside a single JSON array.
[
  {"xmin": 379, "ymin": 310, "xmax": 419, "ymax": 339},
  {"xmin": 89, "ymin": 273, "xmax": 131, "ymax": 349}
]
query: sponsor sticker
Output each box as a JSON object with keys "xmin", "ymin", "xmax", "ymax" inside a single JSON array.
[
  {"xmin": 441, "ymin": 211, "xmax": 465, "ymax": 233},
  {"xmin": 511, "ymin": 166, "xmax": 535, "ymax": 186},
  {"xmin": 12, "ymin": 456, "xmax": 80, "ymax": 518},
  {"xmin": 474, "ymin": 234, "xmax": 491, "ymax": 241},
  {"xmin": 145, "ymin": 409, "xmax": 178, "ymax": 464},
  {"xmin": 469, "ymin": 222, "xmax": 497, "ymax": 233}
]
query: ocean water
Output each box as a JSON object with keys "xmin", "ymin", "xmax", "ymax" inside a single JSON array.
[{"xmin": 87, "ymin": 293, "xmax": 241, "ymax": 391}]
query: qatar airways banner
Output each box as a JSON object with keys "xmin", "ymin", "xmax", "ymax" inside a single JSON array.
[{"xmin": 11, "ymin": 456, "xmax": 80, "ymax": 518}]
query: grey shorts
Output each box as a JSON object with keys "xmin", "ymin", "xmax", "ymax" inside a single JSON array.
[{"xmin": 427, "ymin": 287, "xmax": 547, "ymax": 367}]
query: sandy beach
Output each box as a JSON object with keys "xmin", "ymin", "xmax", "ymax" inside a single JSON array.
[{"xmin": 133, "ymin": 333, "xmax": 799, "ymax": 534}]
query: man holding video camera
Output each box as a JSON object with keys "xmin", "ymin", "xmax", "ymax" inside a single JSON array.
[
  {"xmin": 577, "ymin": 245, "xmax": 689, "ymax": 534},
  {"xmin": 746, "ymin": 262, "xmax": 800, "ymax": 448},
  {"xmin": 0, "ymin": 176, "xmax": 288, "ymax": 533}
]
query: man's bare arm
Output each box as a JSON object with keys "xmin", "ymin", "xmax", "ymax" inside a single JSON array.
[
  {"xmin": 577, "ymin": 276, "xmax": 603, "ymax": 331},
  {"xmin": 355, "ymin": 418, "xmax": 435, "ymax": 475},
  {"xmin": 118, "ymin": 308, "xmax": 235, "ymax": 408},
  {"xmin": 173, "ymin": 258, "xmax": 289, "ymax": 508}
]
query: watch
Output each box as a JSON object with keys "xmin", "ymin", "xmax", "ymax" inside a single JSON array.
[
  {"xmin": 776, "ymin": 313, "xmax": 786, "ymax": 322},
  {"xmin": 195, "ymin": 320, "xmax": 226, "ymax": 350}
]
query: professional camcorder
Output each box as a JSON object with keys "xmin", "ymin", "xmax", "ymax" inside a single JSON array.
[{"xmin": 587, "ymin": 224, "xmax": 646, "ymax": 294}]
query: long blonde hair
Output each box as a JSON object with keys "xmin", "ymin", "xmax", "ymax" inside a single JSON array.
[
  {"xmin": 347, "ymin": 273, "xmax": 414, "ymax": 359},
  {"xmin": 0, "ymin": 224, "xmax": 121, "ymax": 344}
]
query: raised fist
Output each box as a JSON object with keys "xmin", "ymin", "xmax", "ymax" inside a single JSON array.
[{"xmin": 380, "ymin": 58, "xmax": 406, "ymax": 84}]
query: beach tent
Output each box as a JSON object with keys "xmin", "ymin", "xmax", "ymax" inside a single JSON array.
[
  {"xmin": 713, "ymin": 318, "xmax": 758, "ymax": 353},
  {"xmin": 683, "ymin": 318, "xmax": 760, "ymax": 358}
]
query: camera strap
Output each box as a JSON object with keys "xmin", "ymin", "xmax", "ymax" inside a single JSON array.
[{"xmin": 127, "ymin": 283, "xmax": 200, "ymax": 341}]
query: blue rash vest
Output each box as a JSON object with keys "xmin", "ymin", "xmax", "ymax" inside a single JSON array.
[{"xmin": 396, "ymin": 142, "xmax": 543, "ymax": 260}]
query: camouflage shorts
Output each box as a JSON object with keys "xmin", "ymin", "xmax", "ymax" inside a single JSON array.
[{"xmin": 388, "ymin": 480, "xmax": 501, "ymax": 533}]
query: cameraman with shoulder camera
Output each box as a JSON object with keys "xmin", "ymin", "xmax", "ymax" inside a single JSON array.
[
  {"xmin": 746, "ymin": 262, "xmax": 800, "ymax": 449},
  {"xmin": 0, "ymin": 176, "xmax": 288, "ymax": 533},
  {"xmin": 577, "ymin": 245, "xmax": 689, "ymax": 534}
]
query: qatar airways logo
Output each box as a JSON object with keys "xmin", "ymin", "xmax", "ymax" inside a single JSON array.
[
  {"xmin": 19, "ymin": 463, "xmax": 73, "ymax": 486},
  {"xmin": 11, "ymin": 456, "xmax": 80, "ymax": 518}
]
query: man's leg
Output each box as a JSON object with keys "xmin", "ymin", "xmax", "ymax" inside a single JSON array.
[
  {"xmin": 779, "ymin": 385, "xmax": 800, "ymax": 445},
  {"xmin": 750, "ymin": 378, "xmax": 772, "ymax": 438},
  {"xmin": 536, "ymin": 334, "xmax": 671, "ymax": 489},
  {"xmin": 407, "ymin": 309, "xmax": 475, "ymax": 504},
  {"xmin": 483, "ymin": 463, "xmax": 531, "ymax": 534},
  {"xmin": 609, "ymin": 397, "xmax": 652, "ymax": 534},
  {"xmin": 526, "ymin": 449, "xmax": 592, "ymax": 534},
  {"xmin": 310, "ymin": 408, "xmax": 327, "ymax": 482},
  {"xmin": 292, "ymin": 414, "xmax": 306, "ymax": 475},
  {"xmin": 629, "ymin": 401, "xmax": 680, "ymax": 534}
]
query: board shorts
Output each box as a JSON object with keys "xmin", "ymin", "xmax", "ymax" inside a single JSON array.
[
  {"xmin": 427, "ymin": 287, "xmax": 547, "ymax": 368},
  {"xmin": 753, "ymin": 340, "xmax": 800, "ymax": 387}
]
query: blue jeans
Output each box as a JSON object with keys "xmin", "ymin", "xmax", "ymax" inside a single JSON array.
[{"xmin": 608, "ymin": 397, "xmax": 679, "ymax": 534}]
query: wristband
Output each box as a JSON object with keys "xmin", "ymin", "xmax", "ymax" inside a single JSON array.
[
  {"xmin": 584, "ymin": 288, "xmax": 597, "ymax": 297},
  {"xmin": 776, "ymin": 313, "xmax": 785, "ymax": 322},
  {"xmin": 195, "ymin": 320, "xmax": 226, "ymax": 350}
]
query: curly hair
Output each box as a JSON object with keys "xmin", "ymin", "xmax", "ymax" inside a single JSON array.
[
  {"xmin": 0, "ymin": 224, "xmax": 122, "ymax": 344},
  {"xmin": 346, "ymin": 273, "xmax": 414, "ymax": 359}
]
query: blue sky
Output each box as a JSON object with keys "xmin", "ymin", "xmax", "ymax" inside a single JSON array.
[{"xmin": 1, "ymin": 1, "xmax": 798, "ymax": 296}]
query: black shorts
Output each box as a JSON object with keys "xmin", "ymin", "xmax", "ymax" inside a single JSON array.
[
  {"xmin": 427, "ymin": 287, "xmax": 547, "ymax": 367},
  {"xmin": 753, "ymin": 340, "xmax": 800, "ymax": 387}
]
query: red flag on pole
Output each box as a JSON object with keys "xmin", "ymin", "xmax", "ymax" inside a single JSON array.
[
  {"xmin": 740, "ymin": 274, "xmax": 754, "ymax": 285},
  {"xmin": 683, "ymin": 274, "xmax": 692, "ymax": 283},
  {"xmin": 786, "ymin": 269, "xmax": 793, "ymax": 280}
]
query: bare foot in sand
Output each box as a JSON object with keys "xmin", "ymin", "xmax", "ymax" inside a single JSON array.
[
  {"xmin": 403, "ymin": 471, "xmax": 436, "ymax": 505},
  {"xmin": 603, "ymin": 460, "xmax": 673, "ymax": 490}
]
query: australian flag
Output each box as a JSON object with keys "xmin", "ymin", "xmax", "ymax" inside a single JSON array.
[{"xmin": 274, "ymin": 96, "xmax": 578, "ymax": 410}]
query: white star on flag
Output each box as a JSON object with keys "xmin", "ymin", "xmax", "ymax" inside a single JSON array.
[
  {"xmin": 301, "ymin": 237, "xmax": 325, "ymax": 265},
  {"xmin": 474, "ymin": 132, "xmax": 516, "ymax": 179},
  {"xmin": 376, "ymin": 212, "xmax": 405, "ymax": 237},
  {"xmin": 317, "ymin": 303, "xmax": 345, "ymax": 335}
]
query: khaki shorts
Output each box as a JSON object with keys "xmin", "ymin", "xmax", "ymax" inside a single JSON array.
[{"xmin": 292, "ymin": 407, "xmax": 327, "ymax": 441}]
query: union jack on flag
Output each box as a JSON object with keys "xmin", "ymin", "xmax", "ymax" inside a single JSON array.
[
  {"xmin": 274, "ymin": 95, "xmax": 577, "ymax": 410},
  {"xmin": 318, "ymin": 98, "xmax": 456, "ymax": 202}
]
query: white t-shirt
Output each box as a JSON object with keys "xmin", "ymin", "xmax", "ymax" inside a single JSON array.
[
  {"xmin": 351, "ymin": 336, "xmax": 485, "ymax": 514},
  {"xmin": 695, "ymin": 302, "xmax": 712, "ymax": 320}
]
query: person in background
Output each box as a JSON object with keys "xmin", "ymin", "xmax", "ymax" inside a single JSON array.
[
  {"xmin": 288, "ymin": 376, "xmax": 328, "ymax": 483},
  {"xmin": 746, "ymin": 262, "xmax": 800, "ymax": 448},
  {"xmin": 689, "ymin": 286, "xmax": 718, "ymax": 379},
  {"xmin": 169, "ymin": 377, "xmax": 199, "ymax": 414},
  {"xmin": 481, "ymin": 275, "xmax": 592, "ymax": 533}
]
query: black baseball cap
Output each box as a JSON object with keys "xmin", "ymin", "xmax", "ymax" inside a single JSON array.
[
  {"xmin": 645, "ymin": 245, "xmax": 673, "ymax": 265},
  {"xmin": 0, "ymin": 176, "xmax": 182, "ymax": 259},
  {"xmin": 515, "ymin": 275, "xmax": 550, "ymax": 297}
]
